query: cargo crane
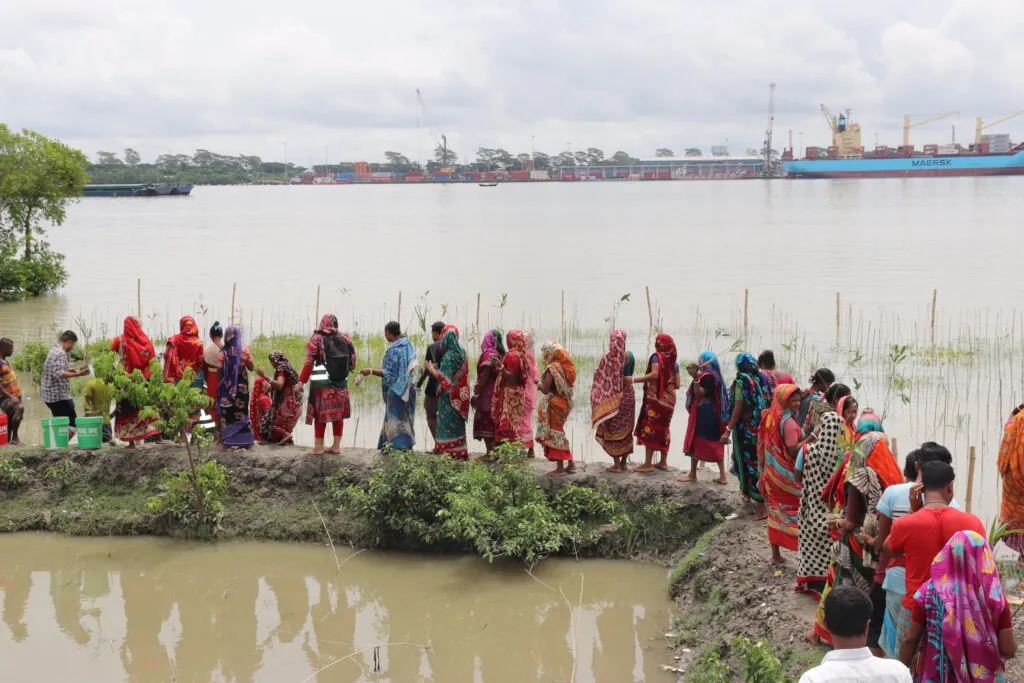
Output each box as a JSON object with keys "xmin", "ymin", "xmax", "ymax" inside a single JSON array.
[
  {"xmin": 762, "ymin": 82, "xmax": 776, "ymax": 176},
  {"xmin": 975, "ymin": 111, "xmax": 1024, "ymax": 145},
  {"xmin": 902, "ymin": 112, "xmax": 958, "ymax": 147},
  {"xmin": 416, "ymin": 88, "xmax": 453, "ymax": 176}
]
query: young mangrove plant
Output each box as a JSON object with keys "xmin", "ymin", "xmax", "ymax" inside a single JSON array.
[{"xmin": 0, "ymin": 457, "xmax": 29, "ymax": 489}]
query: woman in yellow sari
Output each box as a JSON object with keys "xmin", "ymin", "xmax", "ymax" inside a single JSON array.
[{"xmin": 537, "ymin": 341, "xmax": 576, "ymax": 477}]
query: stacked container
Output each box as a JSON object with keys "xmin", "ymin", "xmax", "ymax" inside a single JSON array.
[{"xmin": 982, "ymin": 134, "xmax": 1012, "ymax": 154}]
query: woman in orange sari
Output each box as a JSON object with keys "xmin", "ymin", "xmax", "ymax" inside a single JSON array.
[
  {"xmin": 163, "ymin": 316, "xmax": 205, "ymax": 386},
  {"xmin": 110, "ymin": 317, "xmax": 163, "ymax": 448},
  {"xmin": 537, "ymin": 341, "xmax": 576, "ymax": 476},
  {"xmin": 758, "ymin": 384, "xmax": 815, "ymax": 565},
  {"xmin": 998, "ymin": 405, "xmax": 1024, "ymax": 558}
]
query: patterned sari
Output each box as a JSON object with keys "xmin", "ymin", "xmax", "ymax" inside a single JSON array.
[
  {"xmin": 472, "ymin": 329, "xmax": 504, "ymax": 441},
  {"xmin": 302, "ymin": 314, "xmax": 354, "ymax": 428},
  {"xmin": 111, "ymin": 317, "xmax": 163, "ymax": 443},
  {"xmin": 217, "ymin": 325, "xmax": 254, "ymax": 448},
  {"xmin": 435, "ymin": 326, "xmax": 469, "ymax": 458},
  {"xmin": 593, "ymin": 330, "xmax": 635, "ymax": 458},
  {"xmin": 795, "ymin": 410, "xmax": 842, "ymax": 599},
  {"xmin": 255, "ymin": 351, "xmax": 302, "ymax": 443},
  {"xmin": 758, "ymin": 384, "xmax": 803, "ymax": 552},
  {"xmin": 813, "ymin": 420, "xmax": 904, "ymax": 644},
  {"xmin": 493, "ymin": 330, "xmax": 529, "ymax": 446},
  {"xmin": 163, "ymin": 316, "xmax": 205, "ymax": 384},
  {"xmin": 913, "ymin": 531, "xmax": 1008, "ymax": 683},
  {"xmin": 731, "ymin": 353, "xmax": 772, "ymax": 501},
  {"xmin": 378, "ymin": 336, "xmax": 417, "ymax": 451},
  {"xmin": 520, "ymin": 332, "xmax": 539, "ymax": 448},
  {"xmin": 998, "ymin": 410, "xmax": 1024, "ymax": 554},
  {"xmin": 634, "ymin": 333, "xmax": 677, "ymax": 451},
  {"xmin": 537, "ymin": 341, "xmax": 575, "ymax": 461}
]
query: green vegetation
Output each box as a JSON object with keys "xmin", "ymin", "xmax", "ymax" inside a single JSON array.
[
  {"xmin": 0, "ymin": 124, "xmax": 89, "ymax": 300},
  {"xmin": 683, "ymin": 637, "xmax": 794, "ymax": 683},
  {"xmin": 146, "ymin": 461, "xmax": 228, "ymax": 531},
  {"xmin": 669, "ymin": 523, "xmax": 722, "ymax": 597},
  {"xmin": 41, "ymin": 458, "xmax": 77, "ymax": 493},
  {"xmin": 0, "ymin": 457, "xmax": 29, "ymax": 489}
]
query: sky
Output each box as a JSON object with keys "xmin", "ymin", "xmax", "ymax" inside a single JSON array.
[{"xmin": 2, "ymin": 0, "xmax": 1023, "ymax": 165}]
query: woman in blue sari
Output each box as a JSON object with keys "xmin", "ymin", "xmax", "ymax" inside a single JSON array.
[
  {"xmin": 217, "ymin": 325, "xmax": 255, "ymax": 449},
  {"xmin": 361, "ymin": 321, "xmax": 417, "ymax": 450},
  {"xmin": 722, "ymin": 352, "xmax": 772, "ymax": 517}
]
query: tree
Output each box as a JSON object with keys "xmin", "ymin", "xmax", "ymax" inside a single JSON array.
[
  {"xmin": 586, "ymin": 147, "xmax": 605, "ymax": 165},
  {"xmin": 655, "ymin": 148, "xmax": 675, "ymax": 157},
  {"xmin": 573, "ymin": 150, "xmax": 589, "ymax": 165},
  {"xmin": 684, "ymin": 148, "xmax": 703, "ymax": 157},
  {"xmin": 0, "ymin": 125, "xmax": 87, "ymax": 299},
  {"xmin": 532, "ymin": 152, "xmax": 551, "ymax": 171},
  {"xmin": 609, "ymin": 150, "xmax": 636, "ymax": 165},
  {"xmin": 552, "ymin": 151, "xmax": 576, "ymax": 168},
  {"xmin": 433, "ymin": 144, "xmax": 457, "ymax": 168},
  {"xmin": 384, "ymin": 150, "xmax": 411, "ymax": 170},
  {"xmin": 123, "ymin": 148, "xmax": 141, "ymax": 167},
  {"xmin": 96, "ymin": 150, "xmax": 122, "ymax": 166}
]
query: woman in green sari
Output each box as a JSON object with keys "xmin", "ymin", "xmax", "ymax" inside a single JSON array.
[{"xmin": 424, "ymin": 325, "xmax": 470, "ymax": 459}]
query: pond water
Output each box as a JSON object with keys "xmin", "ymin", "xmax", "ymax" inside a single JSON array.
[
  {"xmin": 0, "ymin": 533, "xmax": 674, "ymax": 682},
  {"xmin": 2, "ymin": 180, "xmax": 1023, "ymax": 522}
]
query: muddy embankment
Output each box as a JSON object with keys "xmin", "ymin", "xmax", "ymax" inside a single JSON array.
[{"xmin": 0, "ymin": 444, "xmax": 838, "ymax": 679}]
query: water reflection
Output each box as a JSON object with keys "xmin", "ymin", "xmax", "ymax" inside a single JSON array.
[{"xmin": 0, "ymin": 534, "xmax": 672, "ymax": 682}]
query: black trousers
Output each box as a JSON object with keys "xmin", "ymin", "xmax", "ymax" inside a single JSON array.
[
  {"xmin": 867, "ymin": 582, "xmax": 886, "ymax": 650},
  {"xmin": 46, "ymin": 399, "xmax": 77, "ymax": 428}
]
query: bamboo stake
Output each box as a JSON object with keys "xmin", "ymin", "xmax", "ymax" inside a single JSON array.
[
  {"xmin": 561, "ymin": 290, "xmax": 565, "ymax": 341},
  {"xmin": 230, "ymin": 283, "xmax": 237, "ymax": 325},
  {"xmin": 931, "ymin": 289, "xmax": 937, "ymax": 346},
  {"xmin": 645, "ymin": 286, "xmax": 653, "ymax": 335},
  {"xmin": 136, "ymin": 278, "xmax": 141, "ymax": 319},
  {"xmin": 397, "ymin": 291, "xmax": 402, "ymax": 324},
  {"xmin": 475, "ymin": 293, "xmax": 481, "ymax": 339},
  {"xmin": 315, "ymin": 285, "xmax": 321, "ymax": 321},
  {"xmin": 743, "ymin": 288, "xmax": 749, "ymax": 344},
  {"xmin": 836, "ymin": 292, "xmax": 841, "ymax": 346},
  {"xmin": 965, "ymin": 445, "xmax": 976, "ymax": 513},
  {"xmin": 352, "ymin": 417, "xmax": 360, "ymax": 447},
  {"xmin": 891, "ymin": 437, "xmax": 898, "ymax": 460}
]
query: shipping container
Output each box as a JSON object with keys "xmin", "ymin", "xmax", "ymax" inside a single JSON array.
[
  {"xmin": 529, "ymin": 170, "xmax": 550, "ymax": 181},
  {"xmin": 561, "ymin": 173, "xmax": 576, "ymax": 180},
  {"xmin": 643, "ymin": 172, "xmax": 655, "ymax": 179},
  {"xmin": 509, "ymin": 170, "xmax": 529, "ymax": 181},
  {"xmin": 657, "ymin": 172, "xmax": 671, "ymax": 179},
  {"xmin": 431, "ymin": 174, "xmax": 451, "ymax": 181}
]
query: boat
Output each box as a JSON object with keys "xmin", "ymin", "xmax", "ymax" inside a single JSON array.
[
  {"xmin": 83, "ymin": 183, "xmax": 194, "ymax": 197},
  {"xmin": 783, "ymin": 106, "xmax": 1024, "ymax": 179},
  {"xmin": 478, "ymin": 182, "xmax": 498, "ymax": 187}
]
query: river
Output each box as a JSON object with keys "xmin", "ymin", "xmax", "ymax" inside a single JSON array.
[
  {"xmin": 1, "ymin": 180, "xmax": 1023, "ymax": 523},
  {"xmin": 0, "ymin": 533, "xmax": 673, "ymax": 682}
]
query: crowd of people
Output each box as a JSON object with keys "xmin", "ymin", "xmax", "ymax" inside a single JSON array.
[{"xmin": 2, "ymin": 320, "xmax": 1023, "ymax": 680}]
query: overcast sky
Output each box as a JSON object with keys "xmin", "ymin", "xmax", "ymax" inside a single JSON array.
[{"xmin": 3, "ymin": 0, "xmax": 1023, "ymax": 164}]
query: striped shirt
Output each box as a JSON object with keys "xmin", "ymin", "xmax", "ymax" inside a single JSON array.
[{"xmin": 41, "ymin": 345, "xmax": 71, "ymax": 403}]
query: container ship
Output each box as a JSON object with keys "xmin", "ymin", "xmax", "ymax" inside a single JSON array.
[
  {"xmin": 783, "ymin": 106, "xmax": 1024, "ymax": 179},
  {"xmin": 83, "ymin": 183, "xmax": 193, "ymax": 197}
]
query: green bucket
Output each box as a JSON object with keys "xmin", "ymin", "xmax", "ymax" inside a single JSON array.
[
  {"xmin": 42, "ymin": 416, "xmax": 70, "ymax": 449},
  {"xmin": 77, "ymin": 416, "xmax": 103, "ymax": 450}
]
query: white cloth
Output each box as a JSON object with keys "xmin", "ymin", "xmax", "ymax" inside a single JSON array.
[{"xmin": 798, "ymin": 648, "xmax": 912, "ymax": 683}]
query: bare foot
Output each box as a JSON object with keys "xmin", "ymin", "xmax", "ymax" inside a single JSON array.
[
  {"xmin": 325, "ymin": 448, "xmax": 341, "ymax": 454},
  {"xmin": 770, "ymin": 556, "xmax": 788, "ymax": 566},
  {"xmin": 309, "ymin": 449, "xmax": 325, "ymax": 455},
  {"xmin": 545, "ymin": 469, "xmax": 567, "ymax": 477},
  {"xmin": 715, "ymin": 477, "xmax": 728, "ymax": 485},
  {"xmin": 605, "ymin": 465, "xmax": 625, "ymax": 473},
  {"xmin": 566, "ymin": 466, "xmax": 576, "ymax": 474},
  {"xmin": 654, "ymin": 463, "xmax": 669, "ymax": 471},
  {"xmin": 678, "ymin": 474, "xmax": 699, "ymax": 483},
  {"xmin": 752, "ymin": 510, "xmax": 768, "ymax": 521},
  {"xmin": 632, "ymin": 464, "xmax": 655, "ymax": 473},
  {"xmin": 805, "ymin": 631, "xmax": 821, "ymax": 645}
]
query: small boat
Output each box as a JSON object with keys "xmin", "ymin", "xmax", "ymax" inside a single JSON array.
[
  {"xmin": 478, "ymin": 182, "xmax": 498, "ymax": 187},
  {"xmin": 83, "ymin": 183, "xmax": 194, "ymax": 197}
]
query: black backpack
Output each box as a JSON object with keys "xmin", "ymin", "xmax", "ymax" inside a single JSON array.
[{"xmin": 322, "ymin": 333, "xmax": 351, "ymax": 383}]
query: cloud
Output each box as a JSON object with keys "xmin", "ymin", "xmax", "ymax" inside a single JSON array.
[{"xmin": 1, "ymin": 0, "xmax": 1022, "ymax": 163}]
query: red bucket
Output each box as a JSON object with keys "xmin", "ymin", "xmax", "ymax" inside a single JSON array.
[{"xmin": 0, "ymin": 413, "xmax": 8, "ymax": 446}]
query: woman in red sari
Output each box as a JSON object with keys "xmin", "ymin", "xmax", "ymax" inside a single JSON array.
[
  {"xmin": 758, "ymin": 384, "xmax": 816, "ymax": 564},
  {"xmin": 163, "ymin": 316, "xmax": 205, "ymax": 386},
  {"xmin": 297, "ymin": 314, "xmax": 355, "ymax": 455},
  {"xmin": 492, "ymin": 330, "xmax": 530, "ymax": 449},
  {"xmin": 110, "ymin": 317, "xmax": 163, "ymax": 448},
  {"xmin": 537, "ymin": 341, "xmax": 576, "ymax": 476},
  {"xmin": 253, "ymin": 351, "xmax": 303, "ymax": 444},
  {"xmin": 592, "ymin": 330, "xmax": 635, "ymax": 472},
  {"xmin": 632, "ymin": 333, "xmax": 680, "ymax": 472},
  {"xmin": 203, "ymin": 322, "xmax": 225, "ymax": 433}
]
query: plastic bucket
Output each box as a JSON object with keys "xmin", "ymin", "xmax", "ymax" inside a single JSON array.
[
  {"xmin": 77, "ymin": 416, "xmax": 103, "ymax": 450},
  {"xmin": 44, "ymin": 416, "xmax": 70, "ymax": 449},
  {"xmin": 0, "ymin": 413, "xmax": 7, "ymax": 446}
]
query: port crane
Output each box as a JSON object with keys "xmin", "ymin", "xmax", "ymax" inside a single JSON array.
[
  {"xmin": 975, "ymin": 111, "xmax": 1024, "ymax": 145},
  {"xmin": 416, "ymin": 88, "xmax": 452, "ymax": 174},
  {"xmin": 902, "ymin": 112, "xmax": 958, "ymax": 147},
  {"xmin": 762, "ymin": 82, "xmax": 775, "ymax": 176}
]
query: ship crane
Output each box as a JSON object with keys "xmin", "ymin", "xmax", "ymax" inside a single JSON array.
[
  {"xmin": 902, "ymin": 112, "xmax": 958, "ymax": 147},
  {"xmin": 975, "ymin": 111, "xmax": 1024, "ymax": 145}
]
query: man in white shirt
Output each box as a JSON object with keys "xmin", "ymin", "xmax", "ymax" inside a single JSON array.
[{"xmin": 799, "ymin": 584, "xmax": 911, "ymax": 683}]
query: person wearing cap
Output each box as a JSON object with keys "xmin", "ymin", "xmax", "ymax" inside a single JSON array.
[{"xmin": 797, "ymin": 368, "xmax": 835, "ymax": 437}]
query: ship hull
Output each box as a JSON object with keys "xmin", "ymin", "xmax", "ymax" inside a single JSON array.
[
  {"xmin": 83, "ymin": 183, "xmax": 193, "ymax": 197},
  {"xmin": 785, "ymin": 150, "xmax": 1024, "ymax": 179}
]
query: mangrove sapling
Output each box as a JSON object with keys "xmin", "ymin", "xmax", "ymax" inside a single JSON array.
[
  {"xmin": 0, "ymin": 457, "xmax": 29, "ymax": 489},
  {"xmin": 42, "ymin": 458, "xmax": 77, "ymax": 493}
]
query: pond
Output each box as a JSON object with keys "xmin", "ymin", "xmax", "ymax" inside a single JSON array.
[{"xmin": 0, "ymin": 533, "xmax": 674, "ymax": 682}]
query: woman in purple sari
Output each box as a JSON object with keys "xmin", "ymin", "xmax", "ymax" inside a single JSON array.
[
  {"xmin": 217, "ymin": 325, "xmax": 255, "ymax": 449},
  {"xmin": 472, "ymin": 329, "xmax": 505, "ymax": 456}
]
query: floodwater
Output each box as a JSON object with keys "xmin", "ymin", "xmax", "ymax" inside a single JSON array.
[
  {"xmin": 2, "ymin": 181, "xmax": 1024, "ymax": 522},
  {"xmin": 0, "ymin": 533, "xmax": 673, "ymax": 682}
]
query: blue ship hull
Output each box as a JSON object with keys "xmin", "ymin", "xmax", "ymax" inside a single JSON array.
[{"xmin": 785, "ymin": 150, "xmax": 1024, "ymax": 178}]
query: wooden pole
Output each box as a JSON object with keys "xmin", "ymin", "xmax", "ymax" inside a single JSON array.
[
  {"xmin": 836, "ymin": 292, "xmax": 841, "ymax": 345},
  {"xmin": 561, "ymin": 290, "xmax": 565, "ymax": 341},
  {"xmin": 315, "ymin": 285, "xmax": 321, "ymax": 322},
  {"xmin": 136, "ymin": 278, "xmax": 141, "ymax": 319},
  {"xmin": 891, "ymin": 437, "xmax": 898, "ymax": 460},
  {"xmin": 965, "ymin": 445, "xmax": 977, "ymax": 514},
  {"xmin": 397, "ymin": 291, "xmax": 402, "ymax": 325},
  {"xmin": 475, "ymin": 292, "xmax": 481, "ymax": 339},
  {"xmin": 645, "ymin": 286, "xmax": 653, "ymax": 334},
  {"xmin": 230, "ymin": 283, "xmax": 237, "ymax": 325},
  {"xmin": 743, "ymin": 288, "xmax": 749, "ymax": 343},
  {"xmin": 930, "ymin": 289, "xmax": 938, "ymax": 345}
]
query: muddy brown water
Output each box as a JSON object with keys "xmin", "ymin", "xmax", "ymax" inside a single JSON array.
[{"xmin": 0, "ymin": 533, "xmax": 674, "ymax": 682}]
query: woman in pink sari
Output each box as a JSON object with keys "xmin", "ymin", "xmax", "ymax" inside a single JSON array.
[
  {"xmin": 520, "ymin": 332, "xmax": 539, "ymax": 457},
  {"xmin": 592, "ymin": 330, "xmax": 635, "ymax": 472}
]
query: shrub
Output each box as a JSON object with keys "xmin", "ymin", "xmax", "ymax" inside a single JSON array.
[
  {"xmin": 11, "ymin": 341, "xmax": 49, "ymax": 381},
  {"xmin": 146, "ymin": 461, "xmax": 228, "ymax": 531},
  {"xmin": 42, "ymin": 458, "xmax": 77, "ymax": 492},
  {"xmin": 0, "ymin": 457, "xmax": 29, "ymax": 489}
]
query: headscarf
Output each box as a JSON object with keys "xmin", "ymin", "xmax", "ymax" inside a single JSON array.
[
  {"xmin": 251, "ymin": 375, "xmax": 270, "ymax": 439},
  {"xmin": 836, "ymin": 396, "xmax": 857, "ymax": 439},
  {"xmin": 269, "ymin": 350, "xmax": 299, "ymax": 387},
  {"xmin": 735, "ymin": 353, "xmax": 772, "ymax": 422},
  {"xmin": 383, "ymin": 336, "xmax": 417, "ymax": 400},
  {"xmin": 762, "ymin": 383, "xmax": 800, "ymax": 444},
  {"xmin": 164, "ymin": 315, "xmax": 204, "ymax": 382},
  {"xmin": 438, "ymin": 327, "xmax": 470, "ymax": 419},
  {"xmin": 914, "ymin": 531, "xmax": 1007, "ymax": 683},
  {"xmin": 541, "ymin": 341, "xmax": 576, "ymax": 401},
  {"xmin": 999, "ymin": 409, "xmax": 1024, "ymax": 480},
  {"xmin": 592, "ymin": 330, "xmax": 626, "ymax": 427},
  {"xmin": 698, "ymin": 350, "xmax": 731, "ymax": 423},
  {"xmin": 305, "ymin": 313, "xmax": 355, "ymax": 370},
  {"xmin": 653, "ymin": 333, "xmax": 677, "ymax": 398},
  {"xmin": 856, "ymin": 410, "xmax": 883, "ymax": 435},
  {"xmin": 481, "ymin": 329, "xmax": 506, "ymax": 358},
  {"xmin": 522, "ymin": 331, "xmax": 539, "ymax": 408},
  {"xmin": 117, "ymin": 316, "xmax": 157, "ymax": 377},
  {"xmin": 217, "ymin": 325, "xmax": 244, "ymax": 410}
]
